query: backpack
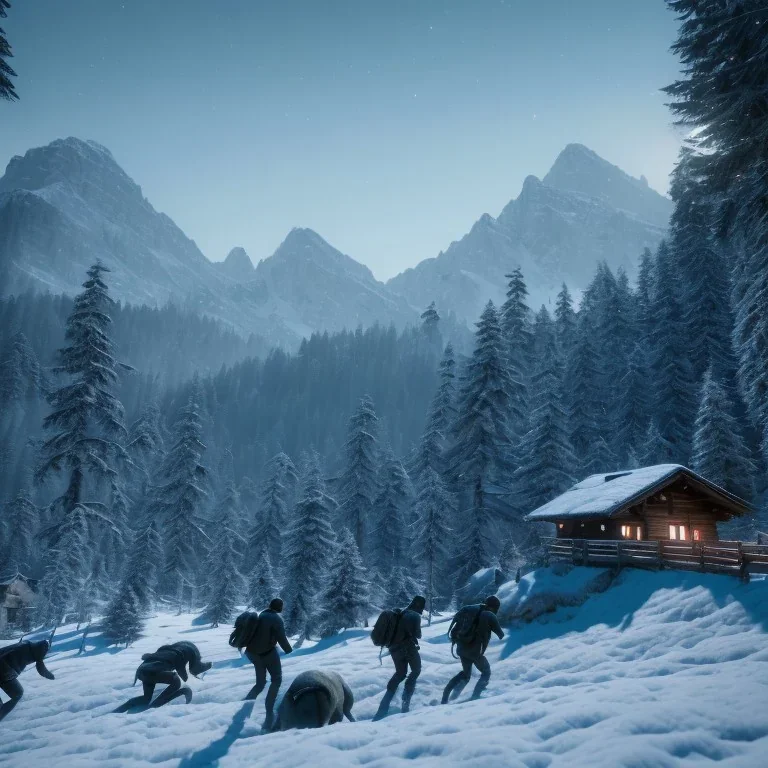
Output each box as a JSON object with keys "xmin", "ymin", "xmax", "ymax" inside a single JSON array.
[
  {"xmin": 229, "ymin": 611, "xmax": 260, "ymax": 649},
  {"xmin": 370, "ymin": 608, "xmax": 403, "ymax": 649},
  {"xmin": 447, "ymin": 605, "xmax": 483, "ymax": 657}
]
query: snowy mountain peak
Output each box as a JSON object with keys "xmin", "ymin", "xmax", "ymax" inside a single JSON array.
[
  {"xmin": 216, "ymin": 246, "xmax": 255, "ymax": 282},
  {"xmin": 543, "ymin": 143, "xmax": 672, "ymax": 227}
]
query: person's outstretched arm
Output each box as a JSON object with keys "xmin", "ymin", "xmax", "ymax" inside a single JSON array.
[{"xmin": 35, "ymin": 660, "xmax": 55, "ymax": 680}]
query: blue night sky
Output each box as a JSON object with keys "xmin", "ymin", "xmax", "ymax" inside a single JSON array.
[{"xmin": 2, "ymin": 1, "xmax": 683, "ymax": 280}]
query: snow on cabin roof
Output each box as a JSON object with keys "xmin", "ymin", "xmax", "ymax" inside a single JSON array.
[{"xmin": 524, "ymin": 464, "xmax": 748, "ymax": 522}]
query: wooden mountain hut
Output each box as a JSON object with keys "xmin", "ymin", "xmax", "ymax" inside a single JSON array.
[
  {"xmin": 525, "ymin": 464, "xmax": 748, "ymax": 543},
  {"xmin": 524, "ymin": 465, "xmax": 768, "ymax": 576}
]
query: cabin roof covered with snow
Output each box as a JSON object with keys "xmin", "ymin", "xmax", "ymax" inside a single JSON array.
[{"xmin": 524, "ymin": 464, "xmax": 749, "ymax": 522}]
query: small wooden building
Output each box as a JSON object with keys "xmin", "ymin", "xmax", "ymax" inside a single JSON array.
[
  {"xmin": 0, "ymin": 572, "xmax": 38, "ymax": 634},
  {"xmin": 525, "ymin": 464, "xmax": 749, "ymax": 543}
]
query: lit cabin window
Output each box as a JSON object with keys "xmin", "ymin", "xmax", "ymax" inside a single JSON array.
[
  {"xmin": 600, "ymin": 524, "xmax": 605, "ymax": 532},
  {"xmin": 637, "ymin": 528, "xmax": 642, "ymax": 541},
  {"xmin": 558, "ymin": 523, "xmax": 564, "ymax": 530},
  {"xmin": 693, "ymin": 529, "xmax": 701, "ymax": 541},
  {"xmin": 669, "ymin": 525, "xmax": 687, "ymax": 540}
]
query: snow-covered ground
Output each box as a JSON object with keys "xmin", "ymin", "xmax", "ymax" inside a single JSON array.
[{"xmin": 2, "ymin": 566, "xmax": 768, "ymax": 767}]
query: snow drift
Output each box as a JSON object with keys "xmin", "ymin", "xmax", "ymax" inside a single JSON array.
[{"xmin": 1, "ymin": 567, "xmax": 767, "ymax": 767}]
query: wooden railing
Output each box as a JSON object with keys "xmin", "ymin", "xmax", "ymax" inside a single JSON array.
[{"xmin": 544, "ymin": 538, "xmax": 768, "ymax": 578}]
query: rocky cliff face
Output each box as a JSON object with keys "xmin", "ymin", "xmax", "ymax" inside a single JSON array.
[{"xmin": 388, "ymin": 144, "xmax": 672, "ymax": 321}]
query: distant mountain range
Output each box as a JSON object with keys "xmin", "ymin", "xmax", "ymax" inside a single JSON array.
[{"xmin": 0, "ymin": 138, "xmax": 672, "ymax": 345}]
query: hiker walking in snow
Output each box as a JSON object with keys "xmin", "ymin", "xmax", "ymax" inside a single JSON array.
[
  {"xmin": 441, "ymin": 595, "xmax": 504, "ymax": 704},
  {"xmin": 113, "ymin": 641, "xmax": 212, "ymax": 713},
  {"xmin": 372, "ymin": 594, "xmax": 425, "ymax": 720},
  {"xmin": 235, "ymin": 598, "xmax": 293, "ymax": 730},
  {"xmin": 0, "ymin": 639, "xmax": 55, "ymax": 722}
]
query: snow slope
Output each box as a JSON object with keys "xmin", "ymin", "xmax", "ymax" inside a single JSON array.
[{"xmin": 2, "ymin": 567, "xmax": 767, "ymax": 767}]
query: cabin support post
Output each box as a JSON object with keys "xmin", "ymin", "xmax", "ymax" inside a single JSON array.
[{"xmin": 657, "ymin": 540, "xmax": 663, "ymax": 570}]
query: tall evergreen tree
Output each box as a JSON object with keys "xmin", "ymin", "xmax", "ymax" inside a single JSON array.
[
  {"xmin": 411, "ymin": 467, "xmax": 452, "ymax": 623},
  {"xmin": 636, "ymin": 247, "xmax": 655, "ymax": 348},
  {"xmin": 637, "ymin": 420, "xmax": 676, "ymax": 467},
  {"xmin": 0, "ymin": 1, "xmax": 17, "ymax": 101},
  {"xmin": 317, "ymin": 528, "xmax": 370, "ymax": 636},
  {"xmin": 664, "ymin": 0, "xmax": 768, "ymax": 461},
  {"xmin": 282, "ymin": 453, "xmax": 337, "ymax": 638},
  {"xmin": 337, "ymin": 395, "xmax": 380, "ymax": 553},
  {"xmin": 203, "ymin": 483, "xmax": 246, "ymax": 627},
  {"xmin": 148, "ymin": 386, "xmax": 210, "ymax": 606},
  {"xmin": 126, "ymin": 401, "xmax": 165, "ymax": 490},
  {"xmin": 615, "ymin": 344, "xmax": 652, "ymax": 463},
  {"xmin": 447, "ymin": 302, "xmax": 514, "ymax": 586},
  {"xmin": 420, "ymin": 302, "xmax": 441, "ymax": 347},
  {"xmin": 36, "ymin": 263, "xmax": 129, "ymax": 536},
  {"xmin": 691, "ymin": 368, "xmax": 756, "ymax": 500},
  {"xmin": 247, "ymin": 546, "xmax": 279, "ymax": 611},
  {"xmin": 248, "ymin": 452, "xmax": 298, "ymax": 564},
  {"xmin": 371, "ymin": 450, "xmax": 412, "ymax": 573},
  {"xmin": 36, "ymin": 506, "xmax": 89, "ymax": 626},
  {"xmin": 554, "ymin": 283, "xmax": 577, "ymax": 352},
  {"xmin": 647, "ymin": 241, "xmax": 697, "ymax": 462},
  {"xmin": 0, "ymin": 491, "xmax": 39, "ymax": 574},
  {"xmin": 500, "ymin": 269, "xmax": 531, "ymax": 441},
  {"xmin": 411, "ymin": 344, "xmax": 456, "ymax": 486},
  {"xmin": 669, "ymin": 148, "xmax": 736, "ymax": 382}
]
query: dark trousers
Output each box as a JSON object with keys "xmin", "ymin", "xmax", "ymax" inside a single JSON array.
[
  {"xmin": 387, "ymin": 644, "xmax": 421, "ymax": 699},
  {"xmin": 113, "ymin": 670, "xmax": 192, "ymax": 713},
  {"xmin": 0, "ymin": 678, "xmax": 24, "ymax": 721},
  {"xmin": 245, "ymin": 648, "xmax": 282, "ymax": 714},
  {"xmin": 442, "ymin": 654, "xmax": 491, "ymax": 702}
]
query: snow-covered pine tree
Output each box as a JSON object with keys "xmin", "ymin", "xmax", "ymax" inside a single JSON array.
[
  {"xmin": 384, "ymin": 565, "xmax": 423, "ymax": 609},
  {"xmin": 248, "ymin": 452, "xmax": 298, "ymax": 565},
  {"xmin": 500, "ymin": 269, "xmax": 531, "ymax": 442},
  {"xmin": 669, "ymin": 148, "xmax": 736, "ymax": 383},
  {"xmin": 691, "ymin": 368, "xmax": 756, "ymax": 500},
  {"xmin": 35, "ymin": 263, "xmax": 129, "ymax": 618},
  {"xmin": 103, "ymin": 581, "xmax": 143, "ymax": 646},
  {"xmin": 647, "ymin": 241, "xmax": 697, "ymax": 462},
  {"xmin": 371, "ymin": 449, "xmax": 412, "ymax": 573},
  {"xmin": 564, "ymin": 316, "xmax": 610, "ymax": 475},
  {"xmin": 411, "ymin": 466, "xmax": 452, "ymax": 622},
  {"xmin": 0, "ymin": 0, "xmax": 17, "ymax": 101},
  {"xmin": 126, "ymin": 401, "xmax": 165, "ymax": 492},
  {"xmin": 637, "ymin": 420, "xmax": 676, "ymax": 467},
  {"xmin": 148, "ymin": 385, "xmax": 210, "ymax": 608},
  {"xmin": 317, "ymin": 528, "xmax": 370, "ymax": 636},
  {"xmin": 0, "ymin": 490, "xmax": 39, "ymax": 574},
  {"xmin": 337, "ymin": 395, "xmax": 380, "ymax": 553},
  {"xmin": 123, "ymin": 520, "xmax": 163, "ymax": 613},
  {"xmin": 101, "ymin": 478, "xmax": 131, "ymax": 583},
  {"xmin": 615, "ymin": 344, "xmax": 652, "ymax": 464},
  {"xmin": 420, "ymin": 302, "xmax": 441, "ymax": 348},
  {"xmin": 202, "ymin": 482, "xmax": 247, "ymax": 627},
  {"xmin": 446, "ymin": 301, "xmax": 514, "ymax": 587},
  {"xmin": 410, "ymin": 343, "xmax": 456, "ymax": 487},
  {"xmin": 36, "ymin": 506, "xmax": 89, "ymax": 627},
  {"xmin": 664, "ymin": 1, "xmax": 768, "ymax": 461},
  {"xmin": 282, "ymin": 452, "xmax": 337, "ymax": 639},
  {"xmin": 514, "ymin": 331, "xmax": 577, "ymax": 515},
  {"xmin": 554, "ymin": 283, "xmax": 577, "ymax": 352},
  {"xmin": 247, "ymin": 545, "xmax": 279, "ymax": 611}
]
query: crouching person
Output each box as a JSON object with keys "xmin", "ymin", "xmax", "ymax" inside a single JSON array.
[
  {"xmin": 0, "ymin": 639, "xmax": 55, "ymax": 722},
  {"xmin": 442, "ymin": 595, "xmax": 504, "ymax": 704},
  {"xmin": 273, "ymin": 670, "xmax": 354, "ymax": 731},
  {"xmin": 114, "ymin": 641, "xmax": 211, "ymax": 713}
]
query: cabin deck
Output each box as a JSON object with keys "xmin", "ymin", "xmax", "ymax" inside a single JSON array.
[{"xmin": 544, "ymin": 537, "xmax": 768, "ymax": 578}]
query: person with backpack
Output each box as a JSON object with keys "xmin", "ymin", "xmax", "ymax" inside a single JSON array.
[
  {"xmin": 113, "ymin": 641, "xmax": 212, "ymax": 713},
  {"xmin": 372, "ymin": 594, "xmax": 425, "ymax": 720},
  {"xmin": 441, "ymin": 595, "xmax": 504, "ymax": 704},
  {"xmin": 239, "ymin": 598, "xmax": 293, "ymax": 730},
  {"xmin": 0, "ymin": 639, "xmax": 55, "ymax": 722}
]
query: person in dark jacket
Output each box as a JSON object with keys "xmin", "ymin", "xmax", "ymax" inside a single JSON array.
[
  {"xmin": 244, "ymin": 597, "xmax": 293, "ymax": 730},
  {"xmin": 441, "ymin": 595, "xmax": 505, "ymax": 704},
  {"xmin": 113, "ymin": 641, "xmax": 211, "ymax": 713},
  {"xmin": 0, "ymin": 639, "xmax": 54, "ymax": 721},
  {"xmin": 373, "ymin": 595, "xmax": 425, "ymax": 720}
]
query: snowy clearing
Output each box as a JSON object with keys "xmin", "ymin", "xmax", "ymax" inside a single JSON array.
[{"xmin": 2, "ymin": 567, "xmax": 768, "ymax": 768}]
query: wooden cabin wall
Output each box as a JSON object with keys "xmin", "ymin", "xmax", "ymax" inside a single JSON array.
[{"xmin": 643, "ymin": 491, "xmax": 719, "ymax": 541}]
